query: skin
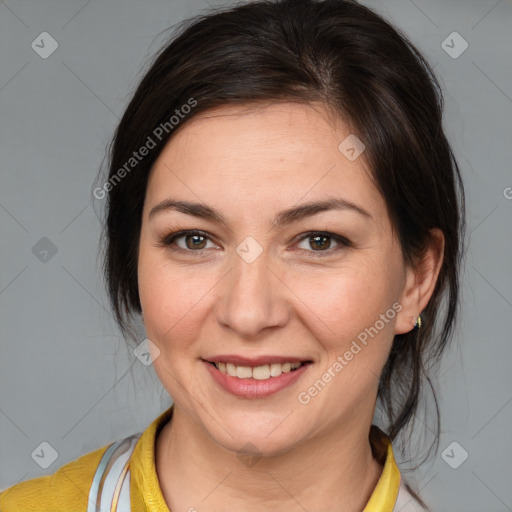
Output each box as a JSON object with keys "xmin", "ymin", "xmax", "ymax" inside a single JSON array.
[{"xmin": 137, "ymin": 101, "xmax": 444, "ymax": 512}]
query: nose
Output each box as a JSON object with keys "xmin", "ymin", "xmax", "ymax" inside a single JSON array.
[{"xmin": 214, "ymin": 247, "xmax": 291, "ymax": 339}]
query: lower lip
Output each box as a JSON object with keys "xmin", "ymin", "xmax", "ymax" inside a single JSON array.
[{"xmin": 203, "ymin": 360, "xmax": 311, "ymax": 398}]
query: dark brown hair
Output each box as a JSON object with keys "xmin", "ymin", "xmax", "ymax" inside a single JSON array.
[{"xmin": 94, "ymin": 0, "xmax": 466, "ymax": 507}]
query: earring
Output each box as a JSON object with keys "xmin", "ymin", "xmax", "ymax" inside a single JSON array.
[{"xmin": 414, "ymin": 314, "xmax": 422, "ymax": 329}]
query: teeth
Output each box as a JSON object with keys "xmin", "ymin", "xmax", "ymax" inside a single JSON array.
[{"xmin": 214, "ymin": 361, "xmax": 303, "ymax": 380}]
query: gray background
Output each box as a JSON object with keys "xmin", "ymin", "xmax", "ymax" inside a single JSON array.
[{"xmin": 1, "ymin": 0, "xmax": 511, "ymax": 510}]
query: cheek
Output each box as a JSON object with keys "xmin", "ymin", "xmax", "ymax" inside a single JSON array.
[
  {"xmin": 139, "ymin": 266, "xmax": 202, "ymax": 344},
  {"xmin": 138, "ymin": 240, "xmax": 222, "ymax": 367},
  {"xmin": 295, "ymin": 271, "xmax": 398, "ymax": 402},
  {"xmin": 293, "ymin": 262, "xmax": 399, "ymax": 347},
  {"xmin": 138, "ymin": 261, "xmax": 209, "ymax": 399}
]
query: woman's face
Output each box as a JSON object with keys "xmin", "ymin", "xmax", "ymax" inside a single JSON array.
[{"xmin": 138, "ymin": 102, "xmax": 417, "ymax": 455}]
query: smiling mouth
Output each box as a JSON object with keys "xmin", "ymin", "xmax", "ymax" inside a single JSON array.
[{"xmin": 206, "ymin": 360, "xmax": 312, "ymax": 380}]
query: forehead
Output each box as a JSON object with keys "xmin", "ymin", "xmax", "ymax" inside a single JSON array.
[
  {"xmin": 146, "ymin": 102, "xmax": 386, "ymax": 224},
  {"xmin": 159, "ymin": 101, "xmax": 350, "ymax": 167}
]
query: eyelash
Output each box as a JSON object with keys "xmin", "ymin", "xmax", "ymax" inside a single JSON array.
[{"xmin": 157, "ymin": 229, "xmax": 351, "ymax": 258}]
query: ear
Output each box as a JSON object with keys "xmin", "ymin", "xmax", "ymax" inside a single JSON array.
[{"xmin": 395, "ymin": 228, "xmax": 445, "ymax": 334}]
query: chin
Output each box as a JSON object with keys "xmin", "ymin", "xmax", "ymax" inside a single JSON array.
[{"xmin": 204, "ymin": 416, "xmax": 304, "ymax": 458}]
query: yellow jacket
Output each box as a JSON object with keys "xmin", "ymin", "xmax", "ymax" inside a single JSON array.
[{"xmin": 0, "ymin": 405, "xmax": 423, "ymax": 511}]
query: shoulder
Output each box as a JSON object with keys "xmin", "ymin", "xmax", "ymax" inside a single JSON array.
[{"xmin": 0, "ymin": 443, "xmax": 110, "ymax": 512}]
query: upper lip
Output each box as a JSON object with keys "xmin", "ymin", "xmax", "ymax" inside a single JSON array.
[{"xmin": 203, "ymin": 355, "xmax": 311, "ymax": 366}]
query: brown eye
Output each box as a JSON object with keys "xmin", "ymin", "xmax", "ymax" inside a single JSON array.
[
  {"xmin": 160, "ymin": 230, "xmax": 216, "ymax": 253},
  {"xmin": 295, "ymin": 231, "xmax": 350, "ymax": 256},
  {"xmin": 183, "ymin": 233, "xmax": 208, "ymax": 250},
  {"xmin": 309, "ymin": 235, "xmax": 331, "ymax": 251}
]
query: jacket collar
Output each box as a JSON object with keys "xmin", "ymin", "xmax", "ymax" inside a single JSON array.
[{"xmin": 130, "ymin": 405, "xmax": 402, "ymax": 512}]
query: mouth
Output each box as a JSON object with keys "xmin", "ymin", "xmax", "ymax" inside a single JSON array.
[
  {"xmin": 204, "ymin": 360, "xmax": 311, "ymax": 380},
  {"xmin": 202, "ymin": 358, "xmax": 313, "ymax": 398}
]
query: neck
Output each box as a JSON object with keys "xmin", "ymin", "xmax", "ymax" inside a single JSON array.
[{"xmin": 155, "ymin": 405, "xmax": 384, "ymax": 512}]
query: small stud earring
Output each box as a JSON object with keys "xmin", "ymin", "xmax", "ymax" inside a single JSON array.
[{"xmin": 414, "ymin": 314, "xmax": 422, "ymax": 329}]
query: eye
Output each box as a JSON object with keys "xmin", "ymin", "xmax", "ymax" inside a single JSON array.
[
  {"xmin": 159, "ymin": 230, "xmax": 218, "ymax": 253},
  {"xmin": 294, "ymin": 231, "xmax": 351, "ymax": 256},
  {"xmin": 158, "ymin": 229, "xmax": 351, "ymax": 257}
]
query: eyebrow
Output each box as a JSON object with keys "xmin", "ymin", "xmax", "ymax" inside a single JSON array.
[{"xmin": 148, "ymin": 196, "xmax": 372, "ymax": 226}]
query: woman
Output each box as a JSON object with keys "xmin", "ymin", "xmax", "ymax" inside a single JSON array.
[{"xmin": 0, "ymin": 0, "xmax": 465, "ymax": 510}]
